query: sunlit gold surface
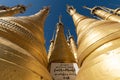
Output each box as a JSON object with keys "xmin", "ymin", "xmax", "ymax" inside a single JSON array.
[
  {"xmin": 91, "ymin": 7, "xmax": 120, "ymax": 22},
  {"xmin": 48, "ymin": 40, "xmax": 54, "ymax": 61},
  {"xmin": 0, "ymin": 7, "xmax": 52, "ymax": 80},
  {"xmin": 48, "ymin": 18, "xmax": 76, "ymax": 64},
  {"xmin": 68, "ymin": 33, "xmax": 78, "ymax": 62},
  {"xmin": 67, "ymin": 5, "xmax": 120, "ymax": 80},
  {"xmin": 0, "ymin": 37, "xmax": 52, "ymax": 80},
  {"xmin": 114, "ymin": 8, "xmax": 120, "ymax": 15},
  {"xmin": 69, "ymin": 37, "xmax": 77, "ymax": 60},
  {"xmin": 0, "ymin": 5, "xmax": 26, "ymax": 17},
  {"xmin": 0, "ymin": 7, "xmax": 49, "ymax": 67},
  {"xmin": 101, "ymin": 7, "xmax": 120, "ymax": 16},
  {"xmin": 76, "ymin": 48, "xmax": 120, "ymax": 80}
]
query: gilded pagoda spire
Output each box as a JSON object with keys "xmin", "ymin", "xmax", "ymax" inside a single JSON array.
[
  {"xmin": 113, "ymin": 8, "xmax": 120, "ymax": 15},
  {"xmin": 0, "ymin": 6, "xmax": 52, "ymax": 80},
  {"xmin": 0, "ymin": 4, "xmax": 26, "ymax": 17},
  {"xmin": 68, "ymin": 30, "xmax": 78, "ymax": 62},
  {"xmin": 67, "ymin": 5, "xmax": 120, "ymax": 80},
  {"xmin": 48, "ymin": 16, "xmax": 78, "ymax": 80},
  {"xmin": 67, "ymin": 5, "xmax": 87, "ymax": 27},
  {"xmin": 66, "ymin": 34, "xmax": 70, "ymax": 46},
  {"xmin": 83, "ymin": 6, "xmax": 120, "ymax": 22},
  {"xmin": 67, "ymin": 5, "xmax": 96, "ymax": 46},
  {"xmin": 48, "ymin": 31, "xmax": 55, "ymax": 60},
  {"xmin": 99, "ymin": 6, "xmax": 120, "ymax": 16},
  {"xmin": 48, "ymin": 15, "xmax": 76, "ymax": 64}
]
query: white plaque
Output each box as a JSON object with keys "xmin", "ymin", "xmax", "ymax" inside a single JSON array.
[{"xmin": 50, "ymin": 63, "xmax": 79, "ymax": 80}]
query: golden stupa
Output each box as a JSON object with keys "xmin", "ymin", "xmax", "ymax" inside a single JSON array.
[
  {"xmin": 48, "ymin": 32, "xmax": 55, "ymax": 61},
  {"xmin": 98, "ymin": 6, "xmax": 120, "ymax": 16},
  {"xmin": 1, "ymin": 3, "xmax": 120, "ymax": 80},
  {"xmin": 0, "ymin": 4, "xmax": 26, "ymax": 17},
  {"xmin": 0, "ymin": 5, "xmax": 52, "ymax": 80},
  {"xmin": 67, "ymin": 30, "xmax": 78, "ymax": 62},
  {"xmin": 84, "ymin": 6, "xmax": 120, "ymax": 22},
  {"xmin": 48, "ymin": 16, "xmax": 76, "ymax": 64},
  {"xmin": 67, "ymin": 5, "xmax": 120, "ymax": 80},
  {"xmin": 48, "ymin": 16, "xmax": 78, "ymax": 80}
]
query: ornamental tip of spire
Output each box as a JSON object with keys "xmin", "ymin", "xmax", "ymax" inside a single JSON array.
[
  {"xmin": 15, "ymin": 4, "xmax": 27, "ymax": 13},
  {"xmin": 116, "ymin": 8, "xmax": 120, "ymax": 10},
  {"xmin": 92, "ymin": 6, "xmax": 105, "ymax": 14},
  {"xmin": 84, "ymin": 6, "xmax": 102, "ymax": 10},
  {"xmin": 56, "ymin": 15, "xmax": 63, "ymax": 26},
  {"xmin": 42, "ymin": 6, "xmax": 50, "ymax": 11},
  {"xmin": 50, "ymin": 30, "xmax": 55, "ymax": 42},
  {"xmin": 68, "ymin": 29, "xmax": 72, "ymax": 38},
  {"xmin": 66, "ymin": 34, "xmax": 70, "ymax": 43},
  {"xmin": 59, "ymin": 15, "xmax": 62, "ymax": 23},
  {"xmin": 83, "ymin": 6, "xmax": 92, "ymax": 11},
  {"xmin": 98, "ymin": 6, "xmax": 114, "ymax": 13},
  {"xmin": 0, "ymin": 4, "xmax": 27, "ymax": 13},
  {"xmin": 100, "ymin": 6, "xmax": 110, "ymax": 10},
  {"xmin": 56, "ymin": 15, "xmax": 64, "ymax": 33},
  {"xmin": 66, "ymin": 4, "xmax": 74, "ymax": 12},
  {"xmin": 114, "ymin": 8, "xmax": 120, "ymax": 15},
  {"xmin": 83, "ymin": 6, "xmax": 103, "ymax": 14},
  {"xmin": 0, "ymin": 5, "xmax": 10, "ymax": 10},
  {"xmin": 66, "ymin": 4, "xmax": 76, "ymax": 16},
  {"xmin": 37, "ymin": 6, "xmax": 50, "ymax": 15},
  {"xmin": 66, "ymin": 4, "xmax": 71, "ymax": 9}
]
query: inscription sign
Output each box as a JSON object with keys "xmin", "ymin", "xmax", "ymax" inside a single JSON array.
[{"xmin": 50, "ymin": 63, "xmax": 79, "ymax": 80}]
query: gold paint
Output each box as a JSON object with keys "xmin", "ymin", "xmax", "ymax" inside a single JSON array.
[
  {"xmin": 68, "ymin": 30, "xmax": 78, "ymax": 62},
  {"xmin": 48, "ymin": 40, "xmax": 54, "ymax": 61},
  {"xmin": 48, "ymin": 32, "xmax": 55, "ymax": 61},
  {"xmin": 0, "ymin": 5, "xmax": 26, "ymax": 17},
  {"xmin": 0, "ymin": 7, "xmax": 49, "ymax": 67},
  {"xmin": 84, "ymin": 6, "xmax": 120, "ymax": 22},
  {"xmin": 67, "ymin": 5, "xmax": 120, "ymax": 80},
  {"xmin": 48, "ymin": 16, "xmax": 76, "ymax": 64},
  {"xmin": 66, "ymin": 34, "xmax": 70, "ymax": 46},
  {"xmin": 98, "ymin": 6, "xmax": 120, "ymax": 16},
  {"xmin": 0, "ymin": 7, "xmax": 52, "ymax": 80},
  {"xmin": 114, "ymin": 8, "xmax": 120, "ymax": 15}
]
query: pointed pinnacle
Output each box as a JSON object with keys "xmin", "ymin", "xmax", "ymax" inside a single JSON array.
[
  {"xmin": 51, "ymin": 30, "xmax": 55, "ymax": 41},
  {"xmin": 66, "ymin": 4, "xmax": 74, "ymax": 9},
  {"xmin": 66, "ymin": 4, "xmax": 75, "ymax": 13},
  {"xmin": 83, "ymin": 6, "xmax": 92, "ymax": 11},
  {"xmin": 59, "ymin": 15, "xmax": 62, "ymax": 23},
  {"xmin": 16, "ymin": 4, "xmax": 27, "ymax": 13},
  {"xmin": 0, "ymin": 5, "xmax": 10, "ymax": 10},
  {"xmin": 68, "ymin": 29, "xmax": 72, "ymax": 37},
  {"xmin": 42, "ymin": 6, "xmax": 50, "ymax": 11},
  {"xmin": 100, "ymin": 6, "xmax": 114, "ymax": 12},
  {"xmin": 66, "ymin": 4, "xmax": 71, "ymax": 9},
  {"xmin": 66, "ymin": 34, "xmax": 70, "ymax": 42}
]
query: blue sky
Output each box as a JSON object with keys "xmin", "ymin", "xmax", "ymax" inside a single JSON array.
[{"xmin": 0, "ymin": 0, "xmax": 120, "ymax": 51}]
